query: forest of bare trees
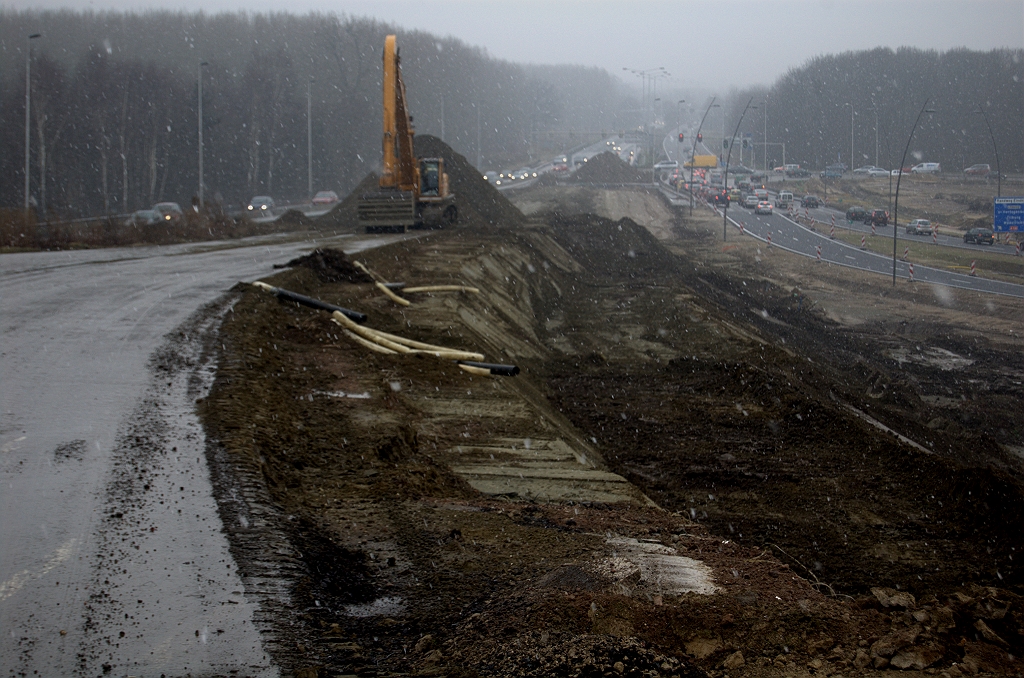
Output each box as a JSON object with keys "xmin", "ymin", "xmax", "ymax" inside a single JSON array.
[
  {"xmin": 721, "ymin": 47, "xmax": 1023, "ymax": 175},
  {"xmin": 2, "ymin": 10, "xmax": 1021, "ymax": 223},
  {"xmin": 0, "ymin": 10, "xmax": 633, "ymax": 219}
]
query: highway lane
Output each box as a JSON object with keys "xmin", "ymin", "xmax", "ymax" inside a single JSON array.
[
  {"xmin": 0, "ymin": 231, "xmax": 415, "ymax": 677},
  {"xmin": 802, "ymin": 200, "xmax": 1022, "ymax": 257},
  {"xmin": 718, "ymin": 200, "xmax": 1024, "ymax": 298}
]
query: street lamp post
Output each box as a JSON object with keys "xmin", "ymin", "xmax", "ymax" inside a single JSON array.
[
  {"xmin": 24, "ymin": 32, "xmax": 41, "ymax": 217},
  {"xmin": 198, "ymin": 60, "xmax": 208, "ymax": 209},
  {"xmin": 689, "ymin": 98, "xmax": 718, "ymax": 216},
  {"xmin": 873, "ymin": 107, "xmax": 879, "ymax": 167},
  {"xmin": 307, "ymin": 77, "xmax": 313, "ymax": 201},
  {"xmin": 845, "ymin": 103, "xmax": 854, "ymax": 168},
  {"xmin": 723, "ymin": 97, "xmax": 758, "ymax": 241},
  {"xmin": 892, "ymin": 98, "xmax": 935, "ymax": 285},
  {"xmin": 975, "ymin": 107, "xmax": 1002, "ymax": 197},
  {"xmin": 763, "ymin": 98, "xmax": 768, "ymax": 172}
]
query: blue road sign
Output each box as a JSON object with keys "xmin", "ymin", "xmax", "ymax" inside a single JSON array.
[{"xmin": 994, "ymin": 197, "xmax": 1024, "ymax": 232}]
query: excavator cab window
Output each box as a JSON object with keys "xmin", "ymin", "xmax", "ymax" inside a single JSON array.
[{"xmin": 420, "ymin": 160, "xmax": 440, "ymax": 196}]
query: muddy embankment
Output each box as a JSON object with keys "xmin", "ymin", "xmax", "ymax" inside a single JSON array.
[{"xmin": 200, "ymin": 142, "xmax": 1023, "ymax": 677}]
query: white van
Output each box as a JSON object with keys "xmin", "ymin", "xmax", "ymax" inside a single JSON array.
[
  {"xmin": 911, "ymin": 162, "xmax": 941, "ymax": 174},
  {"xmin": 775, "ymin": 191, "xmax": 793, "ymax": 208}
]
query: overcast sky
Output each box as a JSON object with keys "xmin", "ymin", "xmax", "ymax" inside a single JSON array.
[{"xmin": 6, "ymin": 0, "xmax": 1023, "ymax": 88}]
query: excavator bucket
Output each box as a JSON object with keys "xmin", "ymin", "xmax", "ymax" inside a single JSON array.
[{"xmin": 358, "ymin": 190, "xmax": 416, "ymax": 232}]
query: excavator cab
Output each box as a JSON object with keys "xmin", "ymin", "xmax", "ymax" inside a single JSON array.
[{"xmin": 420, "ymin": 159, "xmax": 440, "ymax": 196}]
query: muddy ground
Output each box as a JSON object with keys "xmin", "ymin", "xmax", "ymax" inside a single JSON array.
[{"xmin": 199, "ymin": 145, "xmax": 1024, "ymax": 678}]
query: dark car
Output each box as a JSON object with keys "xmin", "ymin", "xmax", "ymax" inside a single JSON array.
[
  {"xmin": 153, "ymin": 202, "xmax": 184, "ymax": 224},
  {"xmin": 964, "ymin": 164, "xmax": 991, "ymax": 177},
  {"xmin": 845, "ymin": 206, "xmax": 868, "ymax": 222},
  {"xmin": 964, "ymin": 228, "xmax": 995, "ymax": 245},
  {"xmin": 800, "ymin": 195, "xmax": 821, "ymax": 208},
  {"xmin": 865, "ymin": 209, "xmax": 889, "ymax": 227}
]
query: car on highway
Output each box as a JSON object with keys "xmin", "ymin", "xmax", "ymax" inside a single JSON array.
[
  {"xmin": 905, "ymin": 219, "xmax": 932, "ymax": 235},
  {"xmin": 755, "ymin": 200, "xmax": 773, "ymax": 215},
  {"xmin": 653, "ymin": 160, "xmax": 679, "ymax": 170},
  {"xmin": 852, "ymin": 165, "xmax": 877, "ymax": 175},
  {"xmin": 247, "ymin": 196, "xmax": 275, "ymax": 213},
  {"xmin": 964, "ymin": 164, "xmax": 991, "ymax": 177},
  {"xmin": 867, "ymin": 167, "xmax": 890, "ymax": 177},
  {"xmin": 484, "ymin": 171, "xmax": 499, "ymax": 184},
  {"xmin": 153, "ymin": 202, "xmax": 184, "ymax": 223},
  {"xmin": 820, "ymin": 164, "xmax": 845, "ymax": 179},
  {"xmin": 911, "ymin": 162, "xmax": 941, "ymax": 174},
  {"xmin": 754, "ymin": 188, "xmax": 769, "ymax": 201},
  {"xmin": 728, "ymin": 188, "xmax": 742, "ymax": 203},
  {"xmin": 800, "ymin": 195, "xmax": 821, "ymax": 208},
  {"xmin": 845, "ymin": 206, "xmax": 869, "ymax": 222},
  {"xmin": 964, "ymin": 228, "xmax": 995, "ymax": 245},
  {"xmin": 775, "ymin": 191, "xmax": 793, "ymax": 208},
  {"xmin": 743, "ymin": 194, "xmax": 759, "ymax": 208},
  {"xmin": 890, "ymin": 169, "xmax": 905, "ymax": 177},
  {"xmin": 126, "ymin": 209, "xmax": 161, "ymax": 227},
  {"xmin": 312, "ymin": 190, "xmax": 339, "ymax": 205},
  {"xmin": 552, "ymin": 163, "xmax": 569, "ymax": 174},
  {"xmin": 866, "ymin": 209, "xmax": 889, "ymax": 227}
]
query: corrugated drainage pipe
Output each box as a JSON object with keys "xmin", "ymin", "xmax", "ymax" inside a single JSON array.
[{"xmin": 252, "ymin": 282, "xmax": 366, "ymax": 323}]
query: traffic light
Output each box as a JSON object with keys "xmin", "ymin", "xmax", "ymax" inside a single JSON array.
[
  {"xmin": 742, "ymin": 138, "xmax": 749, "ymax": 149},
  {"xmin": 723, "ymin": 139, "xmax": 729, "ymax": 149},
  {"xmin": 697, "ymin": 132, "xmax": 702, "ymax": 143},
  {"xmin": 678, "ymin": 133, "xmax": 685, "ymax": 143}
]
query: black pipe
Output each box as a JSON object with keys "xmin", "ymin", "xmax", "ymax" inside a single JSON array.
[
  {"xmin": 266, "ymin": 285, "xmax": 367, "ymax": 323},
  {"xmin": 457, "ymin": 360, "xmax": 520, "ymax": 377}
]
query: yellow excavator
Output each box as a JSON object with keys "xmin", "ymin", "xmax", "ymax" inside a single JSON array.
[{"xmin": 359, "ymin": 35, "xmax": 458, "ymax": 233}]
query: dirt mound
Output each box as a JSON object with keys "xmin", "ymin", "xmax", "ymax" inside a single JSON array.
[
  {"xmin": 277, "ymin": 247, "xmax": 374, "ymax": 283},
  {"xmin": 574, "ymin": 151, "xmax": 648, "ymax": 183},
  {"xmin": 462, "ymin": 633, "xmax": 705, "ymax": 678},
  {"xmin": 313, "ymin": 173, "xmax": 380, "ymax": 232},
  {"xmin": 414, "ymin": 134, "xmax": 525, "ymax": 227},
  {"xmin": 276, "ymin": 208, "xmax": 313, "ymax": 227}
]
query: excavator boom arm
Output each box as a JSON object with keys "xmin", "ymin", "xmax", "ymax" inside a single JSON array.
[{"xmin": 380, "ymin": 35, "xmax": 418, "ymax": 192}]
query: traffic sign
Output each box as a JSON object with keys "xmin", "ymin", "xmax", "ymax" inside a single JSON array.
[{"xmin": 994, "ymin": 197, "xmax": 1024, "ymax": 232}]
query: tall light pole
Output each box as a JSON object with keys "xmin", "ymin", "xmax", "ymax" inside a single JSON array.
[
  {"xmin": 24, "ymin": 32, "xmax": 41, "ymax": 217},
  {"xmin": 892, "ymin": 99, "xmax": 935, "ymax": 285},
  {"xmin": 307, "ymin": 76, "xmax": 313, "ymax": 201},
  {"xmin": 689, "ymin": 99, "xmax": 718, "ymax": 216},
  {"xmin": 723, "ymin": 97, "xmax": 758, "ymax": 241},
  {"xmin": 845, "ymin": 103, "xmax": 854, "ymax": 168},
  {"xmin": 872, "ymin": 106, "xmax": 879, "ymax": 167},
  {"xmin": 975, "ymin": 107, "xmax": 1002, "ymax": 197},
  {"xmin": 198, "ymin": 60, "xmax": 208, "ymax": 209},
  {"xmin": 763, "ymin": 98, "xmax": 768, "ymax": 172}
]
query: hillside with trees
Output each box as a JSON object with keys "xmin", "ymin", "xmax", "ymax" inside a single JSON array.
[
  {"xmin": 0, "ymin": 10, "xmax": 634, "ymax": 218},
  {"xmin": 720, "ymin": 47, "xmax": 1023, "ymax": 175}
]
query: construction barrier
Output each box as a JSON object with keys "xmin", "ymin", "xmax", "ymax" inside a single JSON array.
[
  {"xmin": 830, "ymin": 222, "xmax": 835, "ymax": 239},
  {"xmin": 816, "ymin": 245, "xmax": 822, "ymax": 261},
  {"xmin": 1016, "ymin": 242, "xmax": 1021, "ymax": 257},
  {"xmin": 767, "ymin": 232, "xmax": 772, "ymax": 247},
  {"xmin": 933, "ymin": 230, "xmax": 938, "ymax": 245},
  {"xmin": 860, "ymin": 235, "xmax": 866, "ymax": 249},
  {"xmin": 909, "ymin": 263, "xmax": 915, "ymax": 282},
  {"xmin": 970, "ymin": 260, "xmax": 977, "ymax": 277},
  {"xmin": 871, "ymin": 223, "xmax": 877, "ymax": 236},
  {"xmin": 903, "ymin": 246, "xmax": 910, "ymax": 261}
]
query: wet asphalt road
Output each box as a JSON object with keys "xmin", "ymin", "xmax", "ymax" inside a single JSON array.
[{"xmin": 0, "ymin": 232, "xmax": 408, "ymax": 677}]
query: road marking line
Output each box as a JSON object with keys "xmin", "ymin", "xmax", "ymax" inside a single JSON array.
[{"xmin": 0, "ymin": 537, "xmax": 79, "ymax": 602}]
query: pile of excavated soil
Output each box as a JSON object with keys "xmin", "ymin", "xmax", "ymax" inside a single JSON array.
[
  {"xmin": 313, "ymin": 173, "xmax": 380, "ymax": 232},
  {"xmin": 314, "ymin": 135, "xmax": 525, "ymax": 232},
  {"xmin": 574, "ymin": 151, "xmax": 649, "ymax": 183},
  {"xmin": 276, "ymin": 247, "xmax": 374, "ymax": 283},
  {"xmin": 202, "ymin": 188, "xmax": 1024, "ymax": 677},
  {"xmin": 414, "ymin": 134, "xmax": 525, "ymax": 227}
]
